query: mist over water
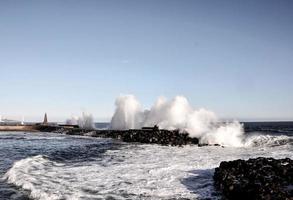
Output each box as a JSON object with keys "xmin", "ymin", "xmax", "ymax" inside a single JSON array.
[{"xmin": 110, "ymin": 95, "xmax": 244, "ymax": 147}]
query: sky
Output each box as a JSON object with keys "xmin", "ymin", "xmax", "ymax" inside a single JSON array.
[{"xmin": 0, "ymin": 0, "xmax": 293, "ymax": 122}]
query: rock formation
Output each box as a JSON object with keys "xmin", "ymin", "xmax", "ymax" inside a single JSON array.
[
  {"xmin": 35, "ymin": 125, "xmax": 199, "ymax": 146},
  {"xmin": 214, "ymin": 157, "xmax": 293, "ymax": 200}
]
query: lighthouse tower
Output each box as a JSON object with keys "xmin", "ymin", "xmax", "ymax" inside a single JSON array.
[{"xmin": 43, "ymin": 113, "xmax": 48, "ymax": 124}]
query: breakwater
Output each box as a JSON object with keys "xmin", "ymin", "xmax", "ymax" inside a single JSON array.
[{"xmin": 35, "ymin": 125, "xmax": 199, "ymax": 146}]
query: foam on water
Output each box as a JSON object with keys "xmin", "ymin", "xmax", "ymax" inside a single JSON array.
[
  {"xmin": 244, "ymin": 133, "xmax": 293, "ymax": 147},
  {"xmin": 4, "ymin": 139, "xmax": 293, "ymax": 200}
]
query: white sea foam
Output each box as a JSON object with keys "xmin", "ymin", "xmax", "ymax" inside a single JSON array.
[
  {"xmin": 110, "ymin": 95, "xmax": 244, "ymax": 147},
  {"xmin": 4, "ymin": 141, "xmax": 292, "ymax": 200},
  {"xmin": 244, "ymin": 133, "xmax": 293, "ymax": 147}
]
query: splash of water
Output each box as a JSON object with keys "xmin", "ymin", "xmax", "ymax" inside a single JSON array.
[
  {"xmin": 110, "ymin": 95, "xmax": 144, "ymax": 130},
  {"xmin": 110, "ymin": 95, "xmax": 244, "ymax": 147},
  {"xmin": 66, "ymin": 112, "xmax": 95, "ymax": 130}
]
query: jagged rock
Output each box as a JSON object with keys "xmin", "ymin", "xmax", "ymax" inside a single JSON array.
[
  {"xmin": 94, "ymin": 128, "xmax": 198, "ymax": 146},
  {"xmin": 36, "ymin": 125, "xmax": 199, "ymax": 146},
  {"xmin": 214, "ymin": 157, "xmax": 293, "ymax": 200}
]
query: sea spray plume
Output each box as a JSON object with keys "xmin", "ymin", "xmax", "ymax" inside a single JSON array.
[
  {"xmin": 66, "ymin": 112, "xmax": 95, "ymax": 130},
  {"xmin": 142, "ymin": 96, "xmax": 244, "ymax": 147},
  {"xmin": 143, "ymin": 96, "xmax": 192, "ymax": 130},
  {"xmin": 78, "ymin": 112, "xmax": 95, "ymax": 130},
  {"xmin": 185, "ymin": 108, "xmax": 218, "ymax": 138},
  {"xmin": 66, "ymin": 116, "xmax": 79, "ymax": 125},
  {"xmin": 110, "ymin": 95, "xmax": 143, "ymax": 129},
  {"xmin": 199, "ymin": 121, "xmax": 244, "ymax": 147},
  {"xmin": 110, "ymin": 95, "xmax": 245, "ymax": 147}
]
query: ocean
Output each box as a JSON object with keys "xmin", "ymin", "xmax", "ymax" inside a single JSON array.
[{"xmin": 0, "ymin": 122, "xmax": 292, "ymax": 200}]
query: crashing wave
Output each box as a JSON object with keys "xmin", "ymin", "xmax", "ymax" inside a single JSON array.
[
  {"xmin": 244, "ymin": 134, "xmax": 293, "ymax": 147},
  {"xmin": 3, "ymin": 155, "xmax": 64, "ymax": 200},
  {"xmin": 2, "ymin": 135, "xmax": 293, "ymax": 200},
  {"xmin": 110, "ymin": 95, "xmax": 244, "ymax": 147}
]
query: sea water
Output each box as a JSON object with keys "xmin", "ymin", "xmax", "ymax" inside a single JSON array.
[{"xmin": 0, "ymin": 124, "xmax": 292, "ymax": 200}]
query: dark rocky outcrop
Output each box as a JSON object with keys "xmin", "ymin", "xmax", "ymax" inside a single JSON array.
[
  {"xmin": 35, "ymin": 125, "xmax": 199, "ymax": 146},
  {"xmin": 95, "ymin": 129, "xmax": 199, "ymax": 146},
  {"xmin": 214, "ymin": 157, "xmax": 293, "ymax": 200}
]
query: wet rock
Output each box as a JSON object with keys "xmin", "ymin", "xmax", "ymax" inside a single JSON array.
[
  {"xmin": 37, "ymin": 125, "xmax": 199, "ymax": 146},
  {"xmin": 36, "ymin": 125, "xmax": 200, "ymax": 146},
  {"xmin": 214, "ymin": 157, "xmax": 293, "ymax": 200},
  {"xmin": 94, "ymin": 128, "xmax": 199, "ymax": 146},
  {"xmin": 198, "ymin": 143, "xmax": 222, "ymax": 147}
]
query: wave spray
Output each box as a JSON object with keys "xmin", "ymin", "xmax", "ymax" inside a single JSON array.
[
  {"xmin": 110, "ymin": 95, "xmax": 244, "ymax": 147},
  {"xmin": 66, "ymin": 112, "xmax": 95, "ymax": 130}
]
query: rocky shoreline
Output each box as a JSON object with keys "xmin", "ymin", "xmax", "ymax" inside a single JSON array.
[{"xmin": 214, "ymin": 157, "xmax": 293, "ymax": 200}]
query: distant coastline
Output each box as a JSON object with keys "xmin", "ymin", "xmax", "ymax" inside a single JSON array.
[
  {"xmin": 1, "ymin": 121, "xmax": 293, "ymax": 132},
  {"xmin": 0, "ymin": 125, "xmax": 37, "ymax": 132}
]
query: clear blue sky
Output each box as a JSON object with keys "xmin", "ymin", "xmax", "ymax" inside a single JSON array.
[{"xmin": 0, "ymin": 0, "xmax": 292, "ymax": 122}]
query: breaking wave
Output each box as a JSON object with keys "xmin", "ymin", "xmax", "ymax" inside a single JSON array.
[
  {"xmin": 3, "ymin": 155, "xmax": 63, "ymax": 200},
  {"xmin": 3, "ymin": 138, "xmax": 293, "ymax": 200},
  {"xmin": 244, "ymin": 134, "xmax": 293, "ymax": 147},
  {"xmin": 110, "ymin": 95, "xmax": 244, "ymax": 147},
  {"xmin": 2, "ymin": 129, "xmax": 292, "ymax": 200},
  {"xmin": 2, "ymin": 147, "xmax": 221, "ymax": 200}
]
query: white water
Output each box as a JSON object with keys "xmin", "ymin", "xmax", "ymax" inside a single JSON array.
[
  {"xmin": 111, "ymin": 95, "xmax": 244, "ymax": 147},
  {"xmin": 3, "ymin": 136, "xmax": 292, "ymax": 200},
  {"xmin": 244, "ymin": 133, "xmax": 293, "ymax": 147},
  {"xmin": 66, "ymin": 112, "xmax": 95, "ymax": 130}
]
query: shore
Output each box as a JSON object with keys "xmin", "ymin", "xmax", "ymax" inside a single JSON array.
[{"xmin": 0, "ymin": 125, "xmax": 38, "ymax": 132}]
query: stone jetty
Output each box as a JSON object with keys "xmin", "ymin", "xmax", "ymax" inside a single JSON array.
[
  {"xmin": 214, "ymin": 157, "xmax": 293, "ymax": 200},
  {"xmin": 35, "ymin": 125, "xmax": 199, "ymax": 146}
]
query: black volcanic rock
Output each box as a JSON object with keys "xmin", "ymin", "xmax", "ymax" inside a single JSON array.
[
  {"xmin": 36, "ymin": 125, "xmax": 199, "ymax": 146},
  {"xmin": 94, "ymin": 128, "xmax": 199, "ymax": 146},
  {"xmin": 214, "ymin": 157, "xmax": 293, "ymax": 200}
]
